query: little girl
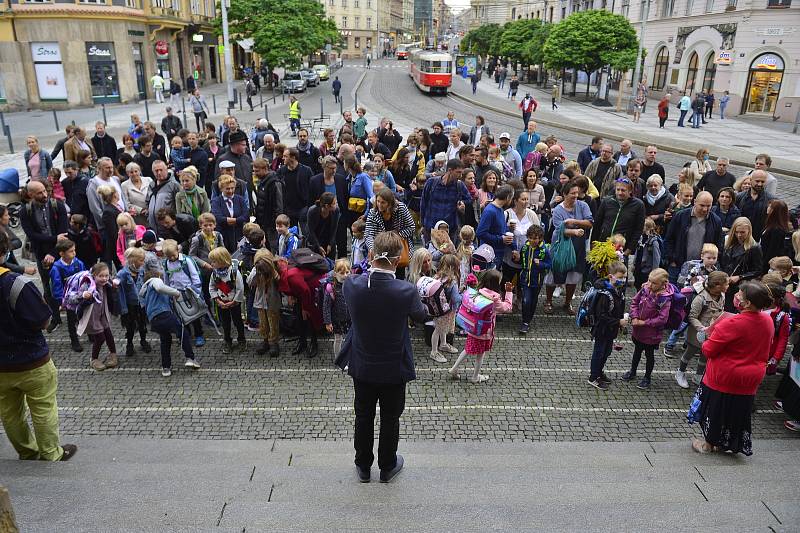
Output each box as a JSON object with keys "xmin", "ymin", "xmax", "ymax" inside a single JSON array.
[
  {"xmin": 429, "ymin": 254, "xmax": 461, "ymax": 363},
  {"xmin": 323, "ymin": 258, "xmax": 352, "ymax": 358},
  {"xmin": 764, "ymin": 280, "xmax": 791, "ymax": 376},
  {"xmin": 456, "ymin": 225, "xmax": 475, "ymax": 291},
  {"xmin": 633, "ymin": 218, "xmax": 663, "ymax": 290},
  {"xmin": 248, "ymin": 249, "xmax": 282, "ymax": 358},
  {"xmin": 623, "ymin": 268, "xmax": 673, "ymax": 390},
  {"xmin": 169, "ymin": 135, "xmax": 190, "ymax": 172},
  {"xmin": 76, "ymin": 263, "xmax": 120, "ymax": 371},
  {"xmin": 407, "ymin": 247, "xmax": 433, "ymax": 285},
  {"xmin": 46, "ymin": 167, "xmax": 66, "ymax": 202},
  {"xmin": 350, "ymin": 219, "xmax": 368, "ymax": 273},
  {"xmin": 116, "ymin": 212, "xmax": 147, "ymax": 266},
  {"xmin": 208, "ymin": 247, "xmax": 245, "ymax": 354},
  {"xmin": 449, "ymin": 269, "xmax": 512, "ymax": 383},
  {"xmin": 139, "ymin": 270, "xmax": 200, "ymax": 377},
  {"xmin": 428, "ymin": 221, "xmax": 455, "ymax": 270}
]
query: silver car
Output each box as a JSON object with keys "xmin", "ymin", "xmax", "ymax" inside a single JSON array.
[
  {"xmin": 300, "ymin": 69, "xmax": 320, "ymax": 87},
  {"xmin": 281, "ymin": 71, "xmax": 306, "ymax": 93}
]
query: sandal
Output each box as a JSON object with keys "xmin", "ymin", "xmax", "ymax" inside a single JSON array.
[
  {"xmin": 563, "ymin": 305, "xmax": 576, "ymax": 316},
  {"xmin": 544, "ymin": 303, "xmax": 553, "ymax": 314},
  {"xmin": 691, "ymin": 438, "xmax": 715, "ymax": 454}
]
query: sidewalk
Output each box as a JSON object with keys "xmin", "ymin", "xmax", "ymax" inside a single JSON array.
[
  {"xmin": 2, "ymin": 436, "xmax": 798, "ymax": 531},
  {"xmin": 451, "ymin": 75, "xmax": 800, "ymax": 177}
]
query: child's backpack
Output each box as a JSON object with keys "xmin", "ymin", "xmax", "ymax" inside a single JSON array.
[
  {"xmin": 416, "ymin": 276, "xmax": 450, "ymax": 317},
  {"xmin": 62, "ymin": 270, "xmax": 96, "ymax": 313},
  {"xmin": 173, "ymin": 287, "xmax": 211, "ymax": 328},
  {"xmin": 456, "ymin": 288, "xmax": 495, "ymax": 339},
  {"xmin": 163, "ymin": 255, "xmax": 200, "ymax": 285},
  {"xmin": 315, "ymin": 270, "xmax": 335, "ymax": 311},
  {"xmin": 575, "ymin": 286, "xmax": 611, "ymax": 328},
  {"xmin": 677, "ymin": 259, "xmax": 702, "ymax": 287},
  {"xmin": 665, "ymin": 283, "xmax": 687, "ymax": 330}
]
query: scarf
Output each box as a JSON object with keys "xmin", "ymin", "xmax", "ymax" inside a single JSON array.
[
  {"xmin": 645, "ymin": 187, "xmax": 667, "ymax": 206},
  {"xmin": 185, "ymin": 187, "xmax": 201, "ymax": 219},
  {"xmin": 297, "ymin": 139, "xmax": 312, "ymax": 155}
]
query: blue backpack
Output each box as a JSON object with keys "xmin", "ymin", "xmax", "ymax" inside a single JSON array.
[
  {"xmin": 576, "ymin": 286, "xmax": 610, "ymax": 328},
  {"xmin": 665, "ymin": 283, "xmax": 687, "ymax": 330}
]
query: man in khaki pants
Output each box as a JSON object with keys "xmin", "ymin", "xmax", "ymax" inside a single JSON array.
[{"xmin": 0, "ymin": 232, "xmax": 76, "ymax": 461}]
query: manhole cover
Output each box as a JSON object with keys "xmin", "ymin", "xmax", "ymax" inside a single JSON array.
[{"xmin": 732, "ymin": 144, "xmax": 752, "ymax": 148}]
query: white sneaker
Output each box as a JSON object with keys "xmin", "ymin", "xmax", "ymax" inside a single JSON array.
[
  {"xmin": 161, "ymin": 368, "xmax": 172, "ymax": 377},
  {"xmin": 674, "ymin": 370, "xmax": 689, "ymax": 389},
  {"xmin": 429, "ymin": 351, "xmax": 447, "ymax": 363},
  {"xmin": 439, "ymin": 343, "xmax": 459, "ymax": 354},
  {"xmin": 469, "ymin": 374, "xmax": 489, "ymax": 383},
  {"xmin": 184, "ymin": 359, "xmax": 201, "ymax": 369},
  {"xmin": 553, "ymin": 286, "xmax": 563, "ymax": 298}
]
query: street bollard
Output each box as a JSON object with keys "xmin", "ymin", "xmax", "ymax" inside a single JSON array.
[
  {"xmin": 4, "ymin": 125, "xmax": 14, "ymax": 153},
  {"xmin": 793, "ymin": 108, "xmax": 800, "ymax": 134},
  {"xmin": 181, "ymin": 97, "xmax": 188, "ymax": 126},
  {"xmin": 320, "ymin": 97, "xmax": 324, "ymax": 120},
  {"xmin": 259, "ymin": 93, "xmax": 263, "ymax": 108},
  {"xmin": 144, "ymin": 99, "xmax": 150, "ymax": 121},
  {"xmin": 339, "ymin": 98, "xmax": 343, "ymax": 116},
  {"xmin": 354, "ymin": 91, "xmax": 358, "ymax": 111},
  {"xmin": 0, "ymin": 112, "xmax": 5, "ymax": 132},
  {"xmin": 101, "ymin": 104, "xmax": 107, "ymax": 126},
  {"xmin": 264, "ymin": 105, "xmax": 269, "ymax": 122},
  {"xmin": 212, "ymin": 94, "xmax": 217, "ymax": 114},
  {"xmin": 52, "ymin": 109, "xmax": 60, "ymax": 132}
]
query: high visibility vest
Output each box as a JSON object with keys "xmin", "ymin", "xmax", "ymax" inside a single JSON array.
[{"xmin": 289, "ymin": 101, "xmax": 300, "ymax": 119}]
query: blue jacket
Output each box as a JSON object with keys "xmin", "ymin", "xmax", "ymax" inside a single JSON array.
[
  {"xmin": 577, "ymin": 145, "xmax": 600, "ymax": 173},
  {"xmin": 49, "ymin": 257, "xmax": 86, "ymax": 301},
  {"xmin": 476, "ymin": 203, "xmax": 508, "ymax": 263},
  {"xmin": 663, "ymin": 208, "xmax": 723, "ymax": 267},
  {"xmin": 335, "ymin": 272, "xmax": 428, "ymax": 384},
  {"xmin": 24, "ymin": 149, "xmax": 53, "ymax": 179},
  {"xmin": 138, "ymin": 277, "xmax": 180, "ymax": 322},
  {"xmin": 211, "ymin": 194, "xmax": 249, "ymax": 253},
  {"xmin": 516, "ymin": 131, "xmax": 541, "ymax": 160},
  {"xmin": 711, "ymin": 204, "xmax": 741, "ymax": 231},
  {"xmin": 116, "ymin": 266, "xmax": 144, "ymax": 315}
]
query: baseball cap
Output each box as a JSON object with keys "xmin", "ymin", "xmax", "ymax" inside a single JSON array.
[
  {"xmin": 499, "ymin": 132, "xmax": 511, "ymax": 140},
  {"xmin": 219, "ymin": 160, "xmax": 236, "ymax": 169}
]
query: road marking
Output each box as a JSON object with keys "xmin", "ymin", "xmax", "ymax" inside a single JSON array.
[
  {"xmin": 47, "ymin": 336, "xmax": 596, "ymax": 345},
  {"xmin": 55, "ymin": 405, "xmax": 782, "ymax": 415},
  {"xmin": 52, "ymin": 367, "xmax": 705, "ymax": 376}
]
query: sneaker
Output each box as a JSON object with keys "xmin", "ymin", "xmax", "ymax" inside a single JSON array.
[
  {"xmin": 587, "ymin": 378, "xmax": 609, "ymax": 391},
  {"xmin": 663, "ymin": 345, "xmax": 677, "ymax": 358},
  {"xmin": 195, "ymin": 336, "xmax": 206, "ymax": 347},
  {"xmin": 70, "ymin": 339, "xmax": 83, "ymax": 352},
  {"xmin": 90, "ymin": 359, "xmax": 106, "ymax": 371},
  {"xmin": 469, "ymin": 374, "xmax": 489, "ymax": 383},
  {"xmin": 636, "ymin": 378, "xmax": 651, "ymax": 390},
  {"xmin": 104, "ymin": 354, "xmax": 118, "ymax": 369},
  {"xmin": 598, "ymin": 372, "xmax": 612, "ymax": 385},
  {"xmin": 59, "ymin": 444, "xmax": 78, "ymax": 461},
  {"xmin": 140, "ymin": 340, "xmax": 152, "ymax": 353},
  {"xmin": 125, "ymin": 342, "xmax": 135, "ymax": 357},
  {"xmin": 774, "ymin": 400, "xmax": 784, "ymax": 411},
  {"xmin": 247, "ymin": 324, "xmax": 260, "ymax": 332},
  {"xmin": 519, "ymin": 323, "xmax": 529, "ymax": 335},
  {"xmin": 161, "ymin": 368, "xmax": 172, "ymax": 377},
  {"xmin": 439, "ymin": 343, "xmax": 458, "ymax": 354},
  {"xmin": 447, "ymin": 367, "xmax": 460, "ymax": 380},
  {"xmin": 184, "ymin": 358, "xmax": 201, "ymax": 369},
  {"xmin": 785, "ymin": 420, "xmax": 800, "ymax": 432},
  {"xmin": 379, "ymin": 454, "xmax": 404, "ymax": 483},
  {"xmin": 675, "ymin": 370, "xmax": 689, "ymax": 389},
  {"xmin": 621, "ymin": 370, "xmax": 637, "ymax": 381},
  {"xmin": 429, "ymin": 351, "xmax": 447, "ymax": 363},
  {"xmin": 46, "ymin": 321, "xmax": 61, "ymax": 334},
  {"xmin": 222, "ymin": 342, "xmax": 233, "ymax": 354}
]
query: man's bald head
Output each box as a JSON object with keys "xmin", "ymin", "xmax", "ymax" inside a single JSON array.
[
  {"xmin": 27, "ymin": 180, "xmax": 48, "ymax": 203},
  {"xmin": 338, "ymin": 143, "xmax": 354, "ymax": 159},
  {"xmin": 751, "ymin": 169, "xmax": 768, "ymax": 193},
  {"xmin": 693, "ymin": 191, "xmax": 713, "ymax": 218}
]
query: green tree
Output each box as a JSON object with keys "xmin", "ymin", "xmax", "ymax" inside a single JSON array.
[
  {"xmin": 498, "ymin": 19, "xmax": 549, "ymax": 82},
  {"xmin": 461, "ymin": 24, "xmax": 503, "ymax": 57},
  {"xmin": 543, "ymin": 10, "xmax": 638, "ymax": 98},
  {"xmin": 218, "ymin": 0, "xmax": 340, "ymax": 71}
]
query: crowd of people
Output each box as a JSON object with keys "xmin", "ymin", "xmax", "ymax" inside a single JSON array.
[{"xmin": 1, "ymin": 100, "xmax": 798, "ymax": 464}]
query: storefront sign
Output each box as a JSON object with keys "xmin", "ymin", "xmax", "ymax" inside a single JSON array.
[
  {"xmin": 30, "ymin": 42, "xmax": 68, "ymax": 100},
  {"xmin": 155, "ymin": 40, "xmax": 169, "ymax": 58},
  {"xmin": 752, "ymin": 53, "xmax": 784, "ymax": 71},
  {"xmin": 87, "ymin": 43, "xmax": 115, "ymax": 61},
  {"xmin": 714, "ymin": 50, "xmax": 734, "ymax": 65}
]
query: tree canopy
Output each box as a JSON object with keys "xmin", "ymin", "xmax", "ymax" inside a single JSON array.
[
  {"xmin": 498, "ymin": 19, "xmax": 550, "ymax": 67},
  {"xmin": 542, "ymin": 10, "xmax": 638, "ymax": 73},
  {"xmin": 217, "ymin": 0, "xmax": 340, "ymax": 69},
  {"xmin": 461, "ymin": 24, "xmax": 503, "ymax": 57}
]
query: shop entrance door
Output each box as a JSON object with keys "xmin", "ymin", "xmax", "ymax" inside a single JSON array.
[
  {"xmin": 88, "ymin": 62, "xmax": 120, "ymax": 103},
  {"xmin": 745, "ymin": 71, "xmax": 783, "ymax": 114}
]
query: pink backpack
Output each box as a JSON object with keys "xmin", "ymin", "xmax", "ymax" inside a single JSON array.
[
  {"xmin": 416, "ymin": 276, "xmax": 450, "ymax": 317},
  {"xmin": 456, "ymin": 288, "xmax": 495, "ymax": 339},
  {"xmin": 61, "ymin": 270, "xmax": 96, "ymax": 313}
]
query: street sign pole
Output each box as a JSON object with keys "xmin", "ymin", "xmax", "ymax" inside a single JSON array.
[{"xmin": 221, "ymin": 0, "xmax": 236, "ymax": 110}]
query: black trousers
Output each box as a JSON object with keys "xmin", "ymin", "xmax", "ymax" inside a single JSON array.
[
  {"xmin": 353, "ymin": 379, "xmax": 406, "ymax": 471},
  {"xmin": 123, "ymin": 304, "xmax": 148, "ymax": 343},
  {"xmin": 219, "ymin": 303, "xmax": 245, "ymax": 343}
]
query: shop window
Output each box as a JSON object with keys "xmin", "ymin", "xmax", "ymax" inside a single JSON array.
[
  {"xmin": 745, "ymin": 53, "xmax": 785, "ymax": 114},
  {"xmin": 652, "ymin": 46, "xmax": 669, "ymax": 91},
  {"xmin": 702, "ymin": 51, "xmax": 716, "ymax": 93},
  {"xmin": 662, "ymin": 0, "xmax": 674, "ymax": 15},
  {"xmin": 684, "ymin": 51, "xmax": 698, "ymax": 93}
]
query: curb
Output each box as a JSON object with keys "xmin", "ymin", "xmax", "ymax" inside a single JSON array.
[{"xmin": 449, "ymin": 88, "xmax": 800, "ymax": 179}]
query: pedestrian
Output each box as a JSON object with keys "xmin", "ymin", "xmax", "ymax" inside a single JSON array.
[
  {"xmin": 288, "ymin": 95, "xmax": 301, "ymax": 137},
  {"xmin": 508, "ymin": 75, "xmax": 519, "ymax": 101},
  {"xmin": 151, "ymin": 71, "xmax": 165, "ymax": 103},
  {"xmin": 247, "ymin": 248, "xmax": 282, "ymax": 357},
  {"xmin": 115, "ymin": 247, "xmax": 151, "ymax": 357},
  {"xmin": 587, "ymin": 261, "xmax": 629, "ymax": 390},
  {"xmin": 188, "ymin": 89, "xmax": 210, "ymax": 132},
  {"xmin": 323, "ymin": 258, "xmax": 352, "ymax": 358},
  {"xmin": 245, "ymin": 77, "xmax": 256, "ymax": 111},
  {"xmin": 518, "ymin": 224, "xmax": 551, "ymax": 334},
  {"xmin": 169, "ymin": 79, "xmax": 181, "ymax": 108},
  {"xmin": 470, "ymin": 72, "xmax": 479, "ymax": 94},
  {"xmin": 518, "ymin": 93, "xmax": 538, "ymax": 130},
  {"xmin": 428, "ymin": 254, "xmax": 461, "ymax": 363},
  {"xmin": 335, "ymin": 231, "xmax": 428, "ymax": 483},
  {"xmin": 691, "ymin": 93, "xmax": 705, "ymax": 128},
  {"xmin": 705, "ymin": 91, "xmax": 715, "ymax": 120},
  {"xmin": 49, "ymin": 239, "xmax": 86, "ymax": 352},
  {"xmin": 162, "ymin": 238, "xmax": 206, "ymax": 346},
  {"xmin": 448, "ymin": 269, "xmax": 513, "ymax": 383},
  {"xmin": 366, "ymin": 55, "xmax": 371, "ymax": 69},
  {"xmin": 551, "ymin": 82, "xmax": 559, "ymax": 110},
  {"xmin": 139, "ymin": 269, "xmax": 200, "ymax": 377},
  {"xmin": 332, "ymin": 76, "xmax": 342, "ymax": 104},
  {"xmin": 622, "ymin": 268, "xmax": 674, "ymax": 390},
  {"xmin": 24, "ymin": 135, "xmax": 53, "ymax": 180},
  {"xmin": 688, "ymin": 280, "xmax": 773, "ymax": 455},
  {"xmin": 656, "ymin": 94, "xmax": 669, "ymax": 128},
  {"xmin": 677, "ymin": 92, "xmax": 691, "ymax": 127},
  {"xmin": 76, "ymin": 262, "xmax": 120, "ymax": 371},
  {"xmin": 209, "ymin": 247, "xmax": 246, "ymax": 354},
  {"xmin": 0, "ymin": 231, "xmax": 78, "ymax": 462},
  {"xmin": 719, "ymin": 90, "xmax": 730, "ymax": 119}
]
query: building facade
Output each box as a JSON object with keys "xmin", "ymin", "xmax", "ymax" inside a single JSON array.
[
  {"xmin": 0, "ymin": 0, "xmax": 219, "ymax": 109},
  {"xmin": 323, "ymin": 0, "xmax": 386, "ymax": 58}
]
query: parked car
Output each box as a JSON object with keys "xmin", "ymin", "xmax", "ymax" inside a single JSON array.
[
  {"xmin": 281, "ymin": 71, "xmax": 307, "ymax": 93},
  {"xmin": 312, "ymin": 64, "xmax": 330, "ymax": 81},
  {"xmin": 300, "ymin": 69, "xmax": 320, "ymax": 87}
]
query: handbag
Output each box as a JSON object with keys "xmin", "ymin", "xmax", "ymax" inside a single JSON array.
[
  {"xmin": 397, "ymin": 236, "xmax": 410, "ymax": 268},
  {"xmin": 550, "ymin": 223, "xmax": 576, "ymax": 273},
  {"xmin": 348, "ymin": 197, "xmax": 366, "ymax": 214}
]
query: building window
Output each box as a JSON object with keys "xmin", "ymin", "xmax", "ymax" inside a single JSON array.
[
  {"xmin": 662, "ymin": 0, "xmax": 674, "ymax": 15},
  {"xmin": 171, "ymin": 0, "xmax": 180, "ymax": 11},
  {"xmin": 355, "ymin": 16, "xmax": 360, "ymax": 28},
  {"xmin": 24, "ymin": 0, "xmax": 52, "ymax": 3},
  {"xmin": 621, "ymin": 0, "xmax": 630, "ymax": 15},
  {"xmin": 341, "ymin": 15, "xmax": 347, "ymax": 27},
  {"xmin": 341, "ymin": 0, "xmax": 346, "ymax": 6},
  {"xmin": 80, "ymin": 0, "xmax": 107, "ymax": 3},
  {"xmin": 354, "ymin": 0, "xmax": 359, "ymax": 6},
  {"xmin": 205, "ymin": 0, "xmax": 214, "ymax": 15},
  {"xmin": 366, "ymin": 16, "xmax": 372, "ymax": 28},
  {"xmin": 561, "ymin": 6, "xmax": 567, "ymax": 18},
  {"xmin": 705, "ymin": 0, "xmax": 713, "ymax": 11},
  {"xmin": 684, "ymin": 51, "xmax": 699, "ymax": 92},
  {"xmin": 702, "ymin": 52, "xmax": 717, "ymax": 92},
  {"xmin": 125, "ymin": 0, "xmax": 138, "ymax": 6},
  {"xmin": 190, "ymin": 0, "xmax": 200, "ymax": 14},
  {"xmin": 328, "ymin": 0, "xmax": 333, "ymax": 5},
  {"xmin": 355, "ymin": 37, "xmax": 361, "ymax": 49},
  {"xmin": 684, "ymin": 0, "xmax": 694, "ymax": 14},
  {"xmin": 652, "ymin": 46, "xmax": 669, "ymax": 90},
  {"xmin": 726, "ymin": 0, "xmax": 736, "ymax": 8},
  {"xmin": 549, "ymin": 6, "xmax": 553, "ymax": 20},
  {"xmin": 511, "ymin": 7, "xmax": 516, "ymax": 18},
  {"xmin": 151, "ymin": 0, "xmax": 165, "ymax": 7},
  {"xmin": 767, "ymin": 0, "xmax": 791, "ymax": 6},
  {"xmin": 367, "ymin": 0, "xmax": 371, "ymax": 7}
]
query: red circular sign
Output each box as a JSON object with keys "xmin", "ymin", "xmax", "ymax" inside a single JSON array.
[{"xmin": 155, "ymin": 40, "xmax": 169, "ymax": 56}]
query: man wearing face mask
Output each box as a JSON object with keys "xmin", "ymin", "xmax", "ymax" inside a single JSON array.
[
  {"xmin": 335, "ymin": 231, "xmax": 428, "ymax": 483},
  {"xmin": 592, "ymin": 178, "xmax": 645, "ymax": 256},
  {"xmin": 735, "ymin": 169, "xmax": 774, "ymax": 242}
]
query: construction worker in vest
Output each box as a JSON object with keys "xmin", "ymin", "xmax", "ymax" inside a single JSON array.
[{"xmin": 289, "ymin": 96, "xmax": 301, "ymax": 137}]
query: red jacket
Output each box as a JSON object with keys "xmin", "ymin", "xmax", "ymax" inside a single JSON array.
[
  {"xmin": 277, "ymin": 260, "xmax": 324, "ymax": 330},
  {"xmin": 518, "ymin": 98, "xmax": 538, "ymax": 113},
  {"xmin": 701, "ymin": 311, "xmax": 773, "ymax": 395},
  {"xmin": 767, "ymin": 308, "xmax": 790, "ymax": 362},
  {"xmin": 658, "ymin": 99, "xmax": 669, "ymax": 119}
]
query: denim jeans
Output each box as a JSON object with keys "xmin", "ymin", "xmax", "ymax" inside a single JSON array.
[
  {"xmin": 521, "ymin": 285, "xmax": 542, "ymax": 324},
  {"xmin": 677, "ymin": 110, "xmax": 688, "ymax": 127},
  {"xmin": 666, "ymin": 321, "xmax": 688, "ymax": 348},
  {"xmin": 590, "ymin": 334, "xmax": 614, "ymax": 381},
  {"xmin": 691, "ymin": 112, "xmax": 701, "ymax": 128},
  {"xmin": 246, "ymin": 291, "xmax": 259, "ymax": 326},
  {"xmin": 150, "ymin": 311, "xmax": 195, "ymax": 368}
]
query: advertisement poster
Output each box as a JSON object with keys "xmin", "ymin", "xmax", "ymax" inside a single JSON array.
[{"xmin": 31, "ymin": 42, "xmax": 68, "ymax": 100}]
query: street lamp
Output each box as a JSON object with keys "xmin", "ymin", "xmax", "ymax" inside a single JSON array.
[{"xmin": 220, "ymin": 0, "xmax": 235, "ymax": 109}]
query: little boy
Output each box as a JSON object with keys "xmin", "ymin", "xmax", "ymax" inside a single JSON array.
[
  {"xmin": 141, "ymin": 229, "xmax": 163, "ymax": 274},
  {"xmin": 116, "ymin": 247, "xmax": 151, "ymax": 356},
  {"xmin": 276, "ymin": 214, "xmax": 300, "ymax": 259},
  {"xmin": 234, "ymin": 226, "xmax": 265, "ymax": 330},
  {"xmin": 169, "ymin": 136, "xmax": 190, "ymax": 173},
  {"xmin": 610, "ymin": 234, "xmax": 626, "ymax": 264},
  {"xmin": 350, "ymin": 218, "xmax": 368, "ymax": 273},
  {"xmin": 67, "ymin": 214, "xmax": 101, "ymax": 267},
  {"xmin": 518, "ymin": 225, "xmax": 552, "ymax": 334},
  {"xmin": 50, "ymin": 239, "xmax": 86, "ymax": 352},
  {"xmin": 588, "ymin": 261, "xmax": 628, "ymax": 391},
  {"xmin": 208, "ymin": 247, "xmax": 245, "ymax": 354},
  {"xmin": 162, "ymin": 239, "xmax": 205, "ymax": 346}
]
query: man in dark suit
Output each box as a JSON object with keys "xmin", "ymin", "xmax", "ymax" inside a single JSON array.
[
  {"xmin": 335, "ymin": 232, "xmax": 428, "ymax": 483},
  {"xmin": 211, "ymin": 175, "xmax": 249, "ymax": 253},
  {"xmin": 91, "ymin": 121, "xmax": 118, "ymax": 166},
  {"xmin": 309, "ymin": 155, "xmax": 348, "ymax": 257}
]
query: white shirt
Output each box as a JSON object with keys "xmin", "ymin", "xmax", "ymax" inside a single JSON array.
[{"xmin": 446, "ymin": 142, "xmax": 462, "ymax": 161}]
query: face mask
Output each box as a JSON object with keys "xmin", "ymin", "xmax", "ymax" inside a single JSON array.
[
  {"xmin": 613, "ymin": 278, "xmax": 625, "ymax": 288},
  {"xmin": 703, "ymin": 154, "xmax": 709, "ymax": 161},
  {"xmin": 733, "ymin": 293, "xmax": 746, "ymax": 311}
]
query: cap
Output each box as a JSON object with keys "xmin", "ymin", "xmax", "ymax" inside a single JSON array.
[
  {"xmin": 219, "ymin": 160, "xmax": 236, "ymax": 169},
  {"xmin": 228, "ymin": 130, "xmax": 248, "ymax": 144},
  {"xmin": 471, "ymin": 244, "xmax": 495, "ymax": 269},
  {"xmin": 499, "ymin": 132, "xmax": 511, "ymax": 140},
  {"xmin": 141, "ymin": 230, "xmax": 157, "ymax": 245},
  {"xmin": 434, "ymin": 152, "xmax": 447, "ymax": 162}
]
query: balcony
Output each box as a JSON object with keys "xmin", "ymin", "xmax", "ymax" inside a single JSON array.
[{"xmin": 150, "ymin": 6, "xmax": 180, "ymax": 17}]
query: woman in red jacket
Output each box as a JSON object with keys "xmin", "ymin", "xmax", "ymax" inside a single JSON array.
[
  {"xmin": 689, "ymin": 281, "xmax": 774, "ymax": 455},
  {"xmin": 277, "ymin": 258, "xmax": 325, "ymax": 358}
]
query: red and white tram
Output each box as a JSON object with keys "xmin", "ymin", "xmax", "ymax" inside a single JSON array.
[{"xmin": 409, "ymin": 50, "xmax": 452, "ymax": 94}]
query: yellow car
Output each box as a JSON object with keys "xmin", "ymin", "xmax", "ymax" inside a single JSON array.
[{"xmin": 312, "ymin": 64, "xmax": 330, "ymax": 81}]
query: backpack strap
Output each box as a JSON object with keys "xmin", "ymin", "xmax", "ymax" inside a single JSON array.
[{"xmin": 9, "ymin": 275, "xmax": 33, "ymax": 311}]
